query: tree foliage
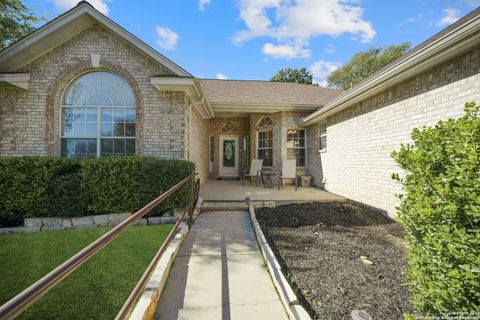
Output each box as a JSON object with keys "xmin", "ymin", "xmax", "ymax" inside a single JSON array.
[
  {"xmin": 0, "ymin": 0, "xmax": 43, "ymax": 49},
  {"xmin": 392, "ymin": 102, "xmax": 480, "ymax": 317},
  {"xmin": 270, "ymin": 67, "xmax": 317, "ymax": 85},
  {"xmin": 327, "ymin": 42, "xmax": 411, "ymax": 90}
]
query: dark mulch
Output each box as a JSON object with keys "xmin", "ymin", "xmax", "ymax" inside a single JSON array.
[{"xmin": 256, "ymin": 202, "xmax": 413, "ymax": 320}]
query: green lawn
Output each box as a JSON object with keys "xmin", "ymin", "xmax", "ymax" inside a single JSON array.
[{"xmin": 0, "ymin": 224, "xmax": 173, "ymax": 319}]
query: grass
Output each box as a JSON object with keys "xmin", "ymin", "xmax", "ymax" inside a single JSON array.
[{"xmin": 0, "ymin": 224, "xmax": 173, "ymax": 319}]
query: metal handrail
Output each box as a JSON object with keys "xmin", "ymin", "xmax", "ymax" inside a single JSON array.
[
  {"xmin": 115, "ymin": 177, "xmax": 200, "ymax": 319},
  {"xmin": 0, "ymin": 172, "xmax": 198, "ymax": 320}
]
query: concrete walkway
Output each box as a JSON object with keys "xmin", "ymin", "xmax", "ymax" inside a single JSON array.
[{"xmin": 155, "ymin": 210, "xmax": 288, "ymax": 320}]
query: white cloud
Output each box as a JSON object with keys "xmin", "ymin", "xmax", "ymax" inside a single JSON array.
[
  {"xmin": 216, "ymin": 73, "xmax": 228, "ymax": 79},
  {"xmin": 155, "ymin": 27, "xmax": 179, "ymax": 50},
  {"xmin": 309, "ymin": 60, "xmax": 341, "ymax": 86},
  {"xmin": 198, "ymin": 0, "xmax": 211, "ymax": 11},
  {"xmin": 233, "ymin": 0, "xmax": 376, "ymax": 57},
  {"xmin": 262, "ymin": 42, "xmax": 311, "ymax": 59},
  {"xmin": 324, "ymin": 44, "xmax": 335, "ymax": 53},
  {"xmin": 51, "ymin": 0, "xmax": 109, "ymax": 15},
  {"xmin": 397, "ymin": 13, "xmax": 425, "ymax": 27},
  {"xmin": 437, "ymin": 8, "xmax": 461, "ymax": 26}
]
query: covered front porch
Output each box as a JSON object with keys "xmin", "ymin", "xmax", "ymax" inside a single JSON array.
[{"xmin": 199, "ymin": 179, "xmax": 344, "ymax": 202}]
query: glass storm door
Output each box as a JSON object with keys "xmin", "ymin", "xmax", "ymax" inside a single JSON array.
[{"xmin": 219, "ymin": 136, "xmax": 239, "ymax": 177}]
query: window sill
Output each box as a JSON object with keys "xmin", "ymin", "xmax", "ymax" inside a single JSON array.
[{"xmin": 319, "ymin": 149, "xmax": 327, "ymax": 153}]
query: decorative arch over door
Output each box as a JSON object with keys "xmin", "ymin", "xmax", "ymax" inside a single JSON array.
[{"xmin": 221, "ymin": 121, "xmax": 238, "ymax": 134}]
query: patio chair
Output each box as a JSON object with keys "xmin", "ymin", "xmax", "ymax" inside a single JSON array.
[
  {"xmin": 242, "ymin": 159, "xmax": 263, "ymax": 187},
  {"xmin": 278, "ymin": 159, "xmax": 298, "ymax": 191}
]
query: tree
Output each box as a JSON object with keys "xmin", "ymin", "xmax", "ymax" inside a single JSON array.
[
  {"xmin": 0, "ymin": 0, "xmax": 43, "ymax": 50},
  {"xmin": 270, "ymin": 68, "xmax": 317, "ymax": 85},
  {"xmin": 327, "ymin": 42, "xmax": 411, "ymax": 90}
]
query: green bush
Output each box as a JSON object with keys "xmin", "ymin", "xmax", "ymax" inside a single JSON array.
[
  {"xmin": 0, "ymin": 157, "xmax": 79, "ymax": 226},
  {"xmin": 80, "ymin": 156, "xmax": 194, "ymax": 215},
  {"xmin": 0, "ymin": 156, "xmax": 195, "ymax": 226},
  {"xmin": 45, "ymin": 172, "xmax": 90, "ymax": 218},
  {"xmin": 80, "ymin": 156, "xmax": 143, "ymax": 214},
  {"xmin": 139, "ymin": 158, "xmax": 195, "ymax": 216},
  {"xmin": 392, "ymin": 102, "xmax": 480, "ymax": 316}
]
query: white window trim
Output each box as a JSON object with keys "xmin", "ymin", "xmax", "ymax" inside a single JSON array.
[
  {"xmin": 318, "ymin": 122, "xmax": 327, "ymax": 153},
  {"xmin": 287, "ymin": 128, "xmax": 307, "ymax": 168},
  {"xmin": 256, "ymin": 129, "xmax": 273, "ymax": 167}
]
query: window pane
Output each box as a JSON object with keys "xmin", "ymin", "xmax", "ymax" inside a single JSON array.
[
  {"xmin": 85, "ymin": 123, "xmax": 97, "ymax": 136},
  {"xmin": 101, "ymin": 122, "xmax": 113, "ymax": 136},
  {"xmin": 113, "ymin": 122, "xmax": 125, "ymax": 137},
  {"xmin": 87, "ymin": 94, "xmax": 112, "ymax": 106},
  {"xmin": 74, "ymin": 123, "xmax": 85, "ymax": 136},
  {"xmin": 61, "ymin": 138, "xmax": 96, "ymax": 159},
  {"xmin": 320, "ymin": 136, "xmax": 327, "ymax": 150},
  {"xmin": 126, "ymin": 139, "xmax": 135, "ymax": 154},
  {"xmin": 113, "ymin": 109, "xmax": 125, "ymax": 122},
  {"xmin": 101, "ymin": 139, "xmax": 113, "ymax": 155},
  {"xmin": 102, "ymin": 108, "xmax": 114, "ymax": 122},
  {"xmin": 125, "ymin": 123, "xmax": 135, "ymax": 136},
  {"xmin": 85, "ymin": 108, "xmax": 97, "ymax": 122},
  {"xmin": 113, "ymin": 139, "xmax": 126, "ymax": 154},
  {"xmin": 125, "ymin": 109, "xmax": 136, "ymax": 122}
]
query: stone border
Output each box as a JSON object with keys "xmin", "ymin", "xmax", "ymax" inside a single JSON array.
[
  {"xmin": 248, "ymin": 203, "xmax": 312, "ymax": 320},
  {"xmin": 0, "ymin": 210, "xmax": 187, "ymax": 235},
  {"xmin": 128, "ymin": 197, "xmax": 203, "ymax": 320}
]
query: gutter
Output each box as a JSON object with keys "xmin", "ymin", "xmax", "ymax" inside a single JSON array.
[{"xmin": 301, "ymin": 10, "xmax": 480, "ymax": 127}]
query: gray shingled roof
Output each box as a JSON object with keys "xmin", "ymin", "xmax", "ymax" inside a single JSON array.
[{"xmin": 201, "ymin": 79, "xmax": 342, "ymax": 106}]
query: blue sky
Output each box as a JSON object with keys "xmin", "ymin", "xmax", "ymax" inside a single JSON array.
[{"xmin": 29, "ymin": 0, "xmax": 480, "ymax": 84}]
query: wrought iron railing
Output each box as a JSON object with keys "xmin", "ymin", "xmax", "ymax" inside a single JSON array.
[{"xmin": 0, "ymin": 172, "xmax": 199, "ymax": 320}]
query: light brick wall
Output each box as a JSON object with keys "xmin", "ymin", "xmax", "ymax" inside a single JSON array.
[
  {"xmin": 0, "ymin": 24, "xmax": 189, "ymax": 160},
  {"xmin": 188, "ymin": 105, "xmax": 209, "ymax": 184},
  {"xmin": 307, "ymin": 47, "xmax": 480, "ymax": 217}
]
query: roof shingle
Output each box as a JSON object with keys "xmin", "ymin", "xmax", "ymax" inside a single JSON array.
[{"xmin": 201, "ymin": 79, "xmax": 342, "ymax": 106}]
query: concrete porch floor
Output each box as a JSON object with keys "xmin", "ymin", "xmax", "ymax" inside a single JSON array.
[{"xmin": 199, "ymin": 179, "xmax": 345, "ymax": 202}]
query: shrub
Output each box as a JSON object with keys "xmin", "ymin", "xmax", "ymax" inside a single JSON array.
[
  {"xmin": 45, "ymin": 172, "xmax": 90, "ymax": 218},
  {"xmin": 0, "ymin": 156, "xmax": 195, "ymax": 226},
  {"xmin": 139, "ymin": 158, "xmax": 195, "ymax": 216},
  {"xmin": 392, "ymin": 102, "xmax": 480, "ymax": 316},
  {"xmin": 80, "ymin": 156, "xmax": 143, "ymax": 213},
  {"xmin": 80, "ymin": 156, "xmax": 194, "ymax": 214},
  {"xmin": 0, "ymin": 157, "xmax": 79, "ymax": 226}
]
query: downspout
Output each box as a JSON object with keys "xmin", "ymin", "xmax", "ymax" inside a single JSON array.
[{"xmin": 187, "ymin": 97, "xmax": 205, "ymax": 161}]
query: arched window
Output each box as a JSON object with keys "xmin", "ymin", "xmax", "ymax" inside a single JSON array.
[
  {"xmin": 60, "ymin": 70, "xmax": 136, "ymax": 158},
  {"xmin": 258, "ymin": 117, "xmax": 273, "ymax": 127}
]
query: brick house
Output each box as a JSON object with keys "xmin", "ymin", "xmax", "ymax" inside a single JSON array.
[{"xmin": 1, "ymin": 2, "xmax": 479, "ymax": 217}]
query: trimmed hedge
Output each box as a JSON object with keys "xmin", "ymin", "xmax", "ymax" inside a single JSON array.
[
  {"xmin": 0, "ymin": 156, "xmax": 195, "ymax": 226},
  {"xmin": 0, "ymin": 157, "xmax": 79, "ymax": 226},
  {"xmin": 392, "ymin": 102, "xmax": 480, "ymax": 317},
  {"xmin": 81, "ymin": 156, "xmax": 194, "ymax": 214}
]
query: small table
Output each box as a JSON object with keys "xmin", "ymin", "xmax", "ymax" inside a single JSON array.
[{"xmin": 262, "ymin": 173, "xmax": 275, "ymax": 188}]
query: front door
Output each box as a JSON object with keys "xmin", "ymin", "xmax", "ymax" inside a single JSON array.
[{"xmin": 219, "ymin": 135, "xmax": 239, "ymax": 177}]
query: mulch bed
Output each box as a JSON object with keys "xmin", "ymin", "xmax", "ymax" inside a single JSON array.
[{"xmin": 256, "ymin": 202, "xmax": 413, "ymax": 320}]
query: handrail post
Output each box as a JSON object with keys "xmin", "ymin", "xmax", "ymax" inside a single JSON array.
[{"xmin": 188, "ymin": 170, "xmax": 195, "ymax": 228}]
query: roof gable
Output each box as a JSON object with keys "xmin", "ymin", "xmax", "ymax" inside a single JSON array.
[{"xmin": 0, "ymin": 1, "xmax": 191, "ymax": 77}]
